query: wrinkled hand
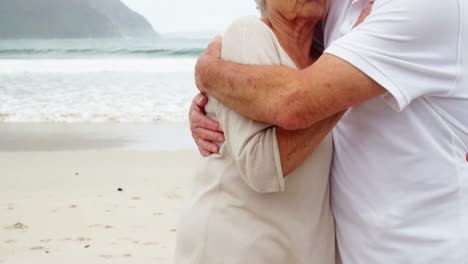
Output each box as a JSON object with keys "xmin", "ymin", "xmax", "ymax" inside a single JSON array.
[
  {"xmin": 354, "ymin": 1, "xmax": 374, "ymax": 28},
  {"xmin": 195, "ymin": 36, "xmax": 222, "ymax": 93},
  {"xmin": 189, "ymin": 93, "xmax": 225, "ymax": 156}
]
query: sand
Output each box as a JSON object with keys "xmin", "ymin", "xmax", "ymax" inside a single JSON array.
[{"xmin": 0, "ymin": 124, "xmax": 200, "ymax": 264}]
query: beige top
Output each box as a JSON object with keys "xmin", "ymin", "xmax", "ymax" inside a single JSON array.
[{"xmin": 175, "ymin": 16, "xmax": 335, "ymax": 264}]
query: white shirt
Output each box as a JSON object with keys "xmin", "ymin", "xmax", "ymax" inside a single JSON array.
[
  {"xmin": 324, "ymin": 0, "xmax": 468, "ymax": 263},
  {"xmin": 175, "ymin": 17, "xmax": 335, "ymax": 264}
]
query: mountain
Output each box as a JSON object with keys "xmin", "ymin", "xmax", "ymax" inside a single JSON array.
[{"xmin": 0, "ymin": 0, "xmax": 157, "ymax": 39}]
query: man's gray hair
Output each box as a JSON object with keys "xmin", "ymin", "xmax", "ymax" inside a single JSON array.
[{"xmin": 255, "ymin": 0, "xmax": 267, "ymax": 18}]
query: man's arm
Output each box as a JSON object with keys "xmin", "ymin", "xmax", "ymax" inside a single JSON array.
[
  {"xmin": 196, "ymin": 43, "xmax": 384, "ymax": 130},
  {"xmin": 189, "ymin": 93, "xmax": 343, "ymax": 176},
  {"xmin": 196, "ymin": 0, "xmax": 458, "ymax": 130},
  {"xmin": 190, "ymin": 3, "xmax": 375, "ymax": 155}
]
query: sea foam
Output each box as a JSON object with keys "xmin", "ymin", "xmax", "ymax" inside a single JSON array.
[{"xmin": 0, "ymin": 58, "xmax": 199, "ymax": 123}]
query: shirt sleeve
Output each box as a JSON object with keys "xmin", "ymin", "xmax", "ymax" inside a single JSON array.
[
  {"xmin": 325, "ymin": 0, "xmax": 461, "ymax": 111},
  {"xmin": 210, "ymin": 17, "xmax": 286, "ymax": 193}
]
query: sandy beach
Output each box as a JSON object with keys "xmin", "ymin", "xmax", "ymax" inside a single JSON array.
[{"xmin": 0, "ymin": 123, "xmax": 199, "ymax": 264}]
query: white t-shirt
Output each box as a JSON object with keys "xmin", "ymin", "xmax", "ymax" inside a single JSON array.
[{"xmin": 324, "ymin": 0, "xmax": 468, "ymax": 263}]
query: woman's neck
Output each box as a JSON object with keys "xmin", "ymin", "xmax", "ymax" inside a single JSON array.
[{"xmin": 262, "ymin": 16, "xmax": 319, "ymax": 69}]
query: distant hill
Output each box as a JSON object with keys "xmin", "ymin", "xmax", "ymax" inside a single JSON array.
[{"xmin": 0, "ymin": 0, "xmax": 157, "ymax": 39}]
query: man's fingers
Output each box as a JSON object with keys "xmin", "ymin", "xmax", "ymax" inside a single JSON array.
[
  {"xmin": 195, "ymin": 137, "xmax": 220, "ymax": 154},
  {"xmin": 188, "ymin": 93, "xmax": 223, "ymax": 157},
  {"xmin": 194, "ymin": 93, "xmax": 208, "ymax": 108},
  {"xmin": 200, "ymin": 149, "xmax": 211, "ymax": 157},
  {"xmin": 354, "ymin": 1, "xmax": 374, "ymax": 28},
  {"xmin": 192, "ymin": 127, "xmax": 225, "ymax": 143},
  {"xmin": 190, "ymin": 94, "xmax": 207, "ymax": 115},
  {"xmin": 199, "ymin": 115, "xmax": 223, "ymax": 132},
  {"xmin": 190, "ymin": 109, "xmax": 223, "ymax": 132}
]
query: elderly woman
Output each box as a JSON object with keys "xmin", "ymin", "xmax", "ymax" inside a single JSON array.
[{"xmin": 175, "ymin": 0, "xmax": 339, "ymax": 263}]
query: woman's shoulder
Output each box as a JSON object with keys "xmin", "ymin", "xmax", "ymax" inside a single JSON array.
[
  {"xmin": 228, "ymin": 16, "xmax": 268, "ymax": 29},
  {"xmin": 222, "ymin": 16, "xmax": 281, "ymax": 65},
  {"xmin": 224, "ymin": 16, "xmax": 275, "ymax": 41}
]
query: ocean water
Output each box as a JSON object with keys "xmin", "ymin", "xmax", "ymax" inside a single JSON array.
[{"xmin": 0, "ymin": 35, "xmax": 212, "ymax": 123}]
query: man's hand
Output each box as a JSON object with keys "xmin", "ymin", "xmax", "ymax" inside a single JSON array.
[
  {"xmin": 191, "ymin": 36, "xmax": 223, "ymax": 157},
  {"xmin": 195, "ymin": 36, "xmax": 222, "ymax": 93},
  {"xmin": 189, "ymin": 93, "xmax": 225, "ymax": 156}
]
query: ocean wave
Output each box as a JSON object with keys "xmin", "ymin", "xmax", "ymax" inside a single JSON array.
[
  {"xmin": 0, "ymin": 47, "xmax": 204, "ymax": 57},
  {"xmin": 0, "ymin": 97, "xmax": 193, "ymax": 123},
  {"xmin": 0, "ymin": 66, "xmax": 198, "ymax": 123}
]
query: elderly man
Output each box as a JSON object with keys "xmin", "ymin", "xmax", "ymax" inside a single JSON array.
[{"xmin": 190, "ymin": 0, "xmax": 468, "ymax": 263}]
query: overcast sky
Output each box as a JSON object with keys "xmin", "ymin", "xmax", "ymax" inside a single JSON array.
[{"xmin": 121, "ymin": 0, "xmax": 258, "ymax": 34}]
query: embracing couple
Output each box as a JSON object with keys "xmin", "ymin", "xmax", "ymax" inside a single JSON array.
[{"xmin": 175, "ymin": 0, "xmax": 468, "ymax": 263}]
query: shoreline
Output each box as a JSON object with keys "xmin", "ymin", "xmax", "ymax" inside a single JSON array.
[{"xmin": 0, "ymin": 122, "xmax": 197, "ymax": 152}]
